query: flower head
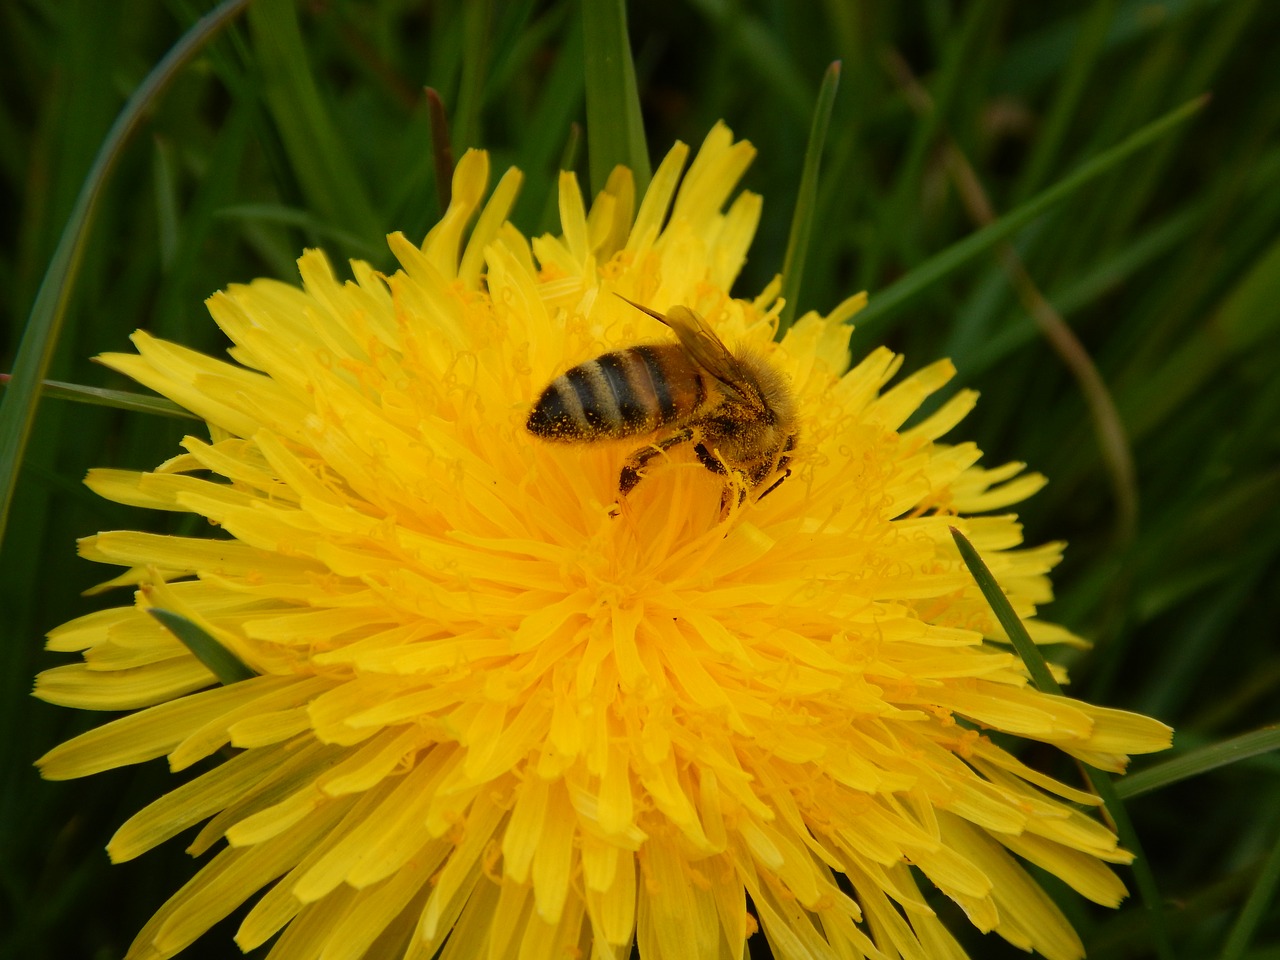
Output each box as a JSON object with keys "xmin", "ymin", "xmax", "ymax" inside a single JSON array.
[{"xmin": 37, "ymin": 124, "xmax": 1171, "ymax": 960}]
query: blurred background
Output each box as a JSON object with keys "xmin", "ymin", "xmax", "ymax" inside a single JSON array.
[{"xmin": 2, "ymin": 1, "xmax": 1278, "ymax": 957}]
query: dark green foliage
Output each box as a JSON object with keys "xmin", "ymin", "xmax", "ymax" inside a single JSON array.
[{"xmin": 2, "ymin": 2, "xmax": 1277, "ymax": 958}]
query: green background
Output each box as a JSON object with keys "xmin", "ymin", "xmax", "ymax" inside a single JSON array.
[{"xmin": 2, "ymin": 1, "xmax": 1278, "ymax": 958}]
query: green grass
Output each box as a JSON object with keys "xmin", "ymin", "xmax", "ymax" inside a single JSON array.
[{"xmin": 2, "ymin": 2, "xmax": 1278, "ymax": 958}]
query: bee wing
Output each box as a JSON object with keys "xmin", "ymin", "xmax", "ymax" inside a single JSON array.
[{"xmin": 616, "ymin": 296, "xmax": 752, "ymax": 394}]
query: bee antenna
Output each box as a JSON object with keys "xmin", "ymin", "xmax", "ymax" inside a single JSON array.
[{"xmin": 614, "ymin": 293, "xmax": 669, "ymax": 326}]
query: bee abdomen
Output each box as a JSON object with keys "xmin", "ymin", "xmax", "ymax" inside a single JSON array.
[{"xmin": 528, "ymin": 346, "xmax": 678, "ymax": 440}]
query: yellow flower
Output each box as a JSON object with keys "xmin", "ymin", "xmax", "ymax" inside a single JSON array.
[{"xmin": 37, "ymin": 123, "xmax": 1171, "ymax": 960}]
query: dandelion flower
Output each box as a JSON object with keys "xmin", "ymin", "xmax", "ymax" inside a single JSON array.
[{"xmin": 37, "ymin": 123, "xmax": 1172, "ymax": 960}]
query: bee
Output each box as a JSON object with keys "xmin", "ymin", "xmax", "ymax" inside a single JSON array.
[{"xmin": 526, "ymin": 296, "xmax": 797, "ymax": 507}]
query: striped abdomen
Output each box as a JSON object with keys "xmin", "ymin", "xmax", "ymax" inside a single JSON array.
[{"xmin": 527, "ymin": 344, "xmax": 711, "ymax": 440}]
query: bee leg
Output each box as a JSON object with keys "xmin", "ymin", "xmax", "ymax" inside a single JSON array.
[
  {"xmin": 694, "ymin": 443, "xmax": 748, "ymax": 516},
  {"xmin": 693, "ymin": 442, "xmax": 728, "ymax": 475},
  {"xmin": 717, "ymin": 482, "xmax": 750, "ymax": 516},
  {"xmin": 756, "ymin": 468, "xmax": 791, "ymax": 501},
  {"xmin": 755, "ymin": 434, "xmax": 797, "ymax": 501},
  {"xmin": 618, "ymin": 427, "xmax": 694, "ymax": 496}
]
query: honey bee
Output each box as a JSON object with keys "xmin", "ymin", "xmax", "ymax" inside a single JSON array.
[{"xmin": 526, "ymin": 296, "xmax": 798, "ymax": 507}]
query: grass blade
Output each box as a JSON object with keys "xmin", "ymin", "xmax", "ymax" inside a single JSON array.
[
  {"xmin": 538, "ymin": 123, "xmax": 584, "ymax": 235},
  {"xmin": 1014, "ymin": 0, "xmax": 1119, "ymax": 200},
  {"xmin": 0, "ymin": 0, "xmax": 250, "ymax": 552},
  {"xmin": 512, "ymin": 11, "xmax": 586, "ymax": 231},
  {"xmin": 950, "ymin": 526, "xmax": 1061, "ymax": 695},
  {"xmin": 215, "ymin": 203, "xmax": 384, "ymax": 261},
  {"xmin": 1219, "ymin": 826, "xmax": 1280, "ymax": 960},
  {"xmin": 581, "ymin": 0, "xmax": 649, "ymax": 196},
  {"xmin": 0, "ymin": 375, "xmax": 198, "ymax": 421},
  {"xmin": 951, "ymin": 526, "xmax": 1173, "ymax": 960},
  {"xmin": 850, "ymin": 94, "xmax": 1208, "ymax": 347},
  {"xmin": 955, "ymin": 199, "xmax": 1204, "ymax": 377},
  {"xmin": 452, "ymin": 0, "xmax": 493, "ymax": 152},
  {"xmin": 148, "ymin": 608, "xmax": 256, "ymax": 685},
  {"xmin": 426, "ymin": 87, "xmax": 455, "ymax": 214},
  {"xmin": 779, "ymin": 61, "xmax": 840, "ymax": 334},
  {"xmin": 885, "ymin": 0, "xmax": 1000, "ymax": 256},
  {"xmin": 1118, "ymin": 726, "xmax": 1280, "ymax": 800},
  {"xmin": 247, "ymin": 0, "xmax": 382, "ymax": 244}
]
